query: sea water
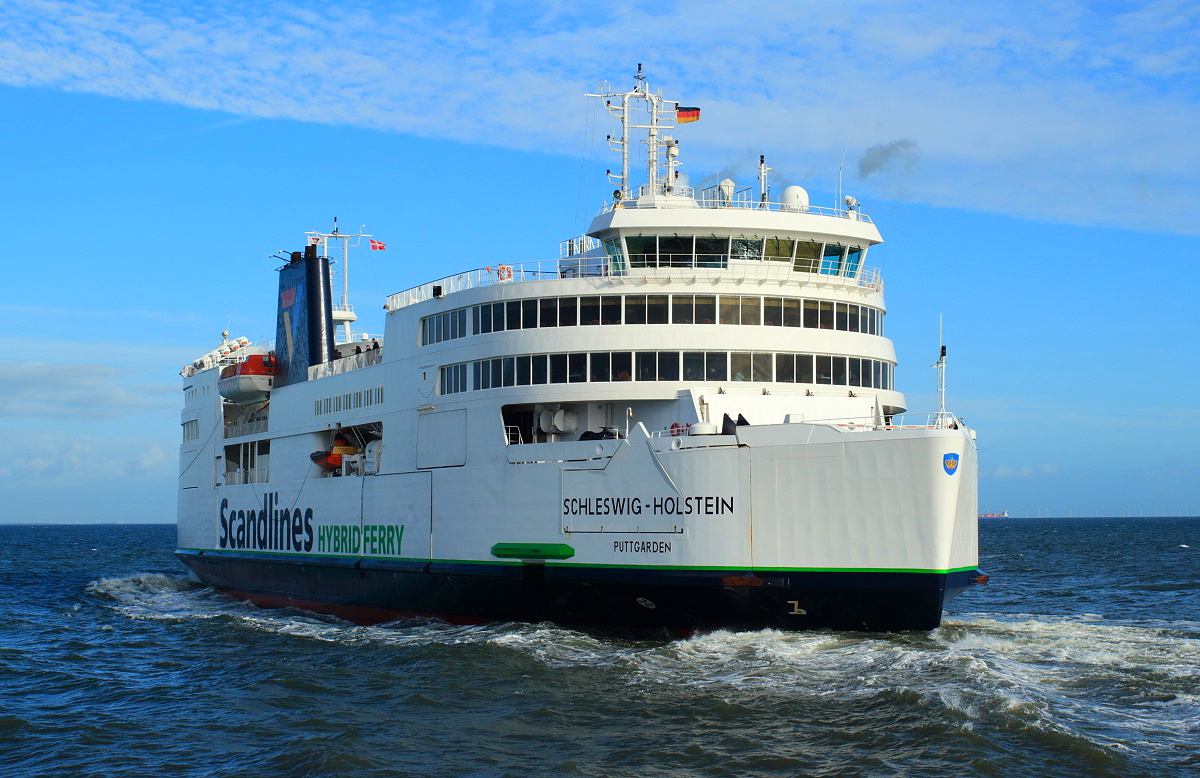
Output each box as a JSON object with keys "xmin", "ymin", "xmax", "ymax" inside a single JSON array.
[{"xmin": 1, "ymin": 518, "xmax": 1197, "ymax": 777}]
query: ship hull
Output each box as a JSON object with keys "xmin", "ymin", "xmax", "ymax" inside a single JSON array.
[{"xmin": 176, "ymin": 549, "xmax": 978, "ymax": 633}]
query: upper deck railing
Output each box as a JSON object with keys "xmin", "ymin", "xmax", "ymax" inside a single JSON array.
[
  {"xmin": 308, "ymin": 348, "xmax": 383, "ymax": 380},
  {"xmin": 597, "ymin": 185, "xmax": 875, "ymax": 224},
  {"xmin": 385, "ymin": 260, "xmax": 883, "ymax": 311}
]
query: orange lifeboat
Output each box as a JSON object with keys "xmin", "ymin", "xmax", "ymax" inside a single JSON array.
[
  {"xmin": 218, "ymin": 354, "xmax": 276, "ymax": 403},
  {"xmin": 309, "ymin": 451, "xmax": 343, "ymax": 472},
  {"xmin": 310, "ymin": 436, "xmax": 360, "ymax": 473}
]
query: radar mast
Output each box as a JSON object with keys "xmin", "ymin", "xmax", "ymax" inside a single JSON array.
[
  {"xmin": 587, "ymin": 64, "xmax": 689, "ymax": 198},
  {"xmin": 304, "ymin": 218, "xmax": 373, "ymax": 344}
]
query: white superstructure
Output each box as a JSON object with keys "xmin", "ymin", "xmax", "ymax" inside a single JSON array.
[{"xmin": 176, "ymin": 71, "xmax": 983, "ymax": 633}]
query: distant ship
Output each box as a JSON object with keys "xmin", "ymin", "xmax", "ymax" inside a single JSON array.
[
  {"xmin": 978, "ymin": 512, "xmax": 1008, "ymax": 519},
  {"xmin": 175, "ymin": 69, "xmax": 985, "ymax": 633}
]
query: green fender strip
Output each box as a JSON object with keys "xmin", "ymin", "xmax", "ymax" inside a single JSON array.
[{"xmin": 490, "ymin": 543, "xmax": 576, "ymax": 560}]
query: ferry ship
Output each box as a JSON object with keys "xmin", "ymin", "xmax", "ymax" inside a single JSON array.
[{"xmin": 177, "ymin": 71, "xmax": 984, "ymax": 633}]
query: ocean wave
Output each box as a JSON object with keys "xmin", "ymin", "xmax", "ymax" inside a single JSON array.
[
  {"xmin": 479, "ymin": 615, "xmax": 1200, "ymax": 765},
  {"xmin": 85, "ymin": 573, "xmax": 1200, "ymax": 766}
]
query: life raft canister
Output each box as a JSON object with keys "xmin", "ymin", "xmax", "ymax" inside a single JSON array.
[{"xmin": 669, "ymin": 422, "xmax": 684, "ymax": 436}]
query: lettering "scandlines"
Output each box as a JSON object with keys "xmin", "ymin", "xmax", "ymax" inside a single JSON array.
[{"xmin": 219, "ymin": 494, "xmax": 313, "ymax": 552}]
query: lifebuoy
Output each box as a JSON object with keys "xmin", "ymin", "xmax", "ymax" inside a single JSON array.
[{"xmin": 670, "ymin": 422, "xmax": 684, "ymax": 436}]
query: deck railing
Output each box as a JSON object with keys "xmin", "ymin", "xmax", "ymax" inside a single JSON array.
[
  {"xmin": 385, "ymin": 260, "xmax": 883, "ymax": 311},
  {"xmin": 647, "ymin": 412, "xmax": 962, "ymax": 437},
  {"xmin": 223, "ymin": 466, "xmax": 269, "ymax": 484},
  {"xmin": 598, "ymin": 187, "xmax": 874, "ymax": 224},
  {"xmin": 224, "ymin": 418, "xmax": 268, "ymax": 439},
  {"xmin": 308, "ymin": 348, "xmax": 383, "ymax": 380}
]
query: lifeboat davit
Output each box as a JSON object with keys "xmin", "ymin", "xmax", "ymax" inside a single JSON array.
[{"xmin": 218, "ymin": 354, "xmax": 276, "ymax": 404}]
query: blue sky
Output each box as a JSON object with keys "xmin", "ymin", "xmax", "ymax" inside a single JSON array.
[{"xmin": 1, "ymin": 0, "xmax": 1197, "ymax": 522}]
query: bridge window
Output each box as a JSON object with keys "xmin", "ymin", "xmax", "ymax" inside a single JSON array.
[
  {"xmin": 626, "ymin": 236, "xmax": 657, "ymax": 268},
  {"xmin": 794, "ymin": 240, "xmax": 822, "ymax": 273},
  {"xmin": 820, "ymin": 243, "xmax": 846, "ymax": 275},
  {"xmin": 844, "ymin": 246, "xmax": 863, "ymax": 277},
  {"xmin": 695, "ymin": 236, "xmax": 729, "ymax": 267},
  {"xmin": 765, "ymin": 238, "xmax": 793, "ymax": 262},
  {"xmin": 731, "ymin": 238, "xmax": 763, "ymax": 261},
  {"xmin": 659, "ymin": 235, "xmax": 692, "ymax": 267},
  {"xmin": 604, "ymin": 238, "xmax": 626, "ymax": 274}
]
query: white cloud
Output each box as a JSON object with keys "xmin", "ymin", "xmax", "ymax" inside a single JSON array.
[
  {"xmin": 0, "ymin": 434, "xmax": 172, "ymax": 484},
  {"xmin": 1, "ymin": 1, "xmax": 1198, "ymax": 232},
  {"xmin": 0, "ymin": 362, "xmax": 176, "ymax": 419}
]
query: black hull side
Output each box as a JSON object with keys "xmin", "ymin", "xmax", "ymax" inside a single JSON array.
[{"xmin": 176, "ymin": 550, "xmax": 981, "ymax": 634}]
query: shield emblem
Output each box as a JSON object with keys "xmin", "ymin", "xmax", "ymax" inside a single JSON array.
[{"xmin": 943, "ymin": 453, "xmax": 960, "ymax": 475}]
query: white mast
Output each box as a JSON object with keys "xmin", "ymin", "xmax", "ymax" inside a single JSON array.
[
  {"xmin": 305, "ymin": 217, "xmax": 373, "ymax": 344},
  {"xmin": 757, "ymin": 155, "xmax": 771, "ymax": 208},
  {"xmin": 932, "ymin": 314, "xmax": 947, "ymax": 426},
  {"xmin": 588, "ymin": 64, "xmax": 683, "ymax": 198}
]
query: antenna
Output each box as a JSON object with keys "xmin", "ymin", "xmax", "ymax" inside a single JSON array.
[
  {"xmin": 931, "ymin": 314, "xmax": 947, "ymax": 426},
  {"xmin": 757, "ymin": 155, "xmax": 771, "ymax": 208},
  {"xmin": 837, "ymin": 141, "xmax": 848, "ymax": 210}
]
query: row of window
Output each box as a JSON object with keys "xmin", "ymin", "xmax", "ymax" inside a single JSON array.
[
  {"xmin": 420, "ymin": 293, "xmax": 884, "ymax": 346},
  {"xmin": 182, "ymin": 419, "xmax": 199, "ymax": 442},
  {"xmin": 438, "ymin": 351, "xmax": 894, "ymax": 395},
  {"xmin": 314, "ymin": 385, "xmax": 385, "ymax": 416},
  {"xmin": 421, "ymin": 308, "xmax": 468, "ymax": 346},
  {"xmin": 604, "ymin": 235, "xmax": 864, "ymax": 276}
]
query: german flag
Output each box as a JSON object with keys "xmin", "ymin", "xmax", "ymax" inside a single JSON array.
[{"xmin": 676, "ymin": 105, "xmax": 700, "ymax": 123}]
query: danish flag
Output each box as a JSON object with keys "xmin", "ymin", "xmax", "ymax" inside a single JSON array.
[{"xmin": 369, "ymin": 239, "xmax": 386, "ymax": 250}]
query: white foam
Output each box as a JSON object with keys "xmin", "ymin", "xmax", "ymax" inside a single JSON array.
[
  {"xmin": 87, "ymin": 573, "xmax": 219, "ymax": 621},
  {"xmin": 88, "ymin": 574, "xmax": 1200, "ymax": 757}
]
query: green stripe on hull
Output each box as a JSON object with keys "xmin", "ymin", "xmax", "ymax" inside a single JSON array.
[{"xmin": 177, "ymin": 548, "xmax": 973, "ymax": 575}]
